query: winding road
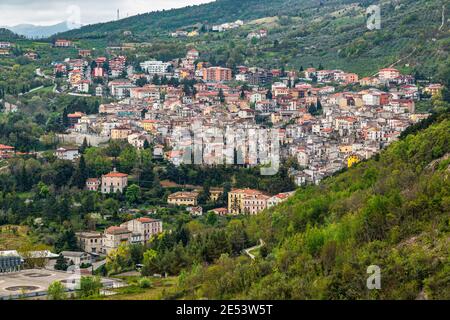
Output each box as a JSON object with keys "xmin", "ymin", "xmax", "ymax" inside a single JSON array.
[{"xmin": 244, "ymin": 239, "xmax": 266, "ymax": 260}]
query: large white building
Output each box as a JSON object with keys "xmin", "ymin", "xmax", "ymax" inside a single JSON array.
[{"xmin": 140, "ymin": 61, "xmax": 171, "ymax": 75}]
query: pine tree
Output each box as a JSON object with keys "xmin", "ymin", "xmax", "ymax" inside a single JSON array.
[
  {"xmin": 54, "ymin": 254, "xmax": 68, "ymax": 271},
  {"xmin": 80, "ymin": 138, "xmax": 88, "ymax": 154}
]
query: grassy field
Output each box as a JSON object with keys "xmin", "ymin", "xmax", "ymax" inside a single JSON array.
[
  {"xmin": 97, "ymin": 276, "xmax": 178, "ymax": 300},
  {"xmin": 0, "ymin": 225, "xmax": 31, "ymax": 250}
]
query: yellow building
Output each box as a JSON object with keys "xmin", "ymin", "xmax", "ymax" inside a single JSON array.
[
  {"xmin": 271, "ymin": 113, "xmax": 282, "ymax": 124},
  {"xmin": 111, "ymin": 126, "xmax": 132, "ymax": 140},
  {"xmin": 210, "ymin": 188, "xmax": 224, "ymax": 202},
  {"xmin": 424, "ymin": 84, "xmax": 444, "ymax": 96},
  {"xmin": 180, "ymin": 69, "xmax": 191, "ymax": 79},
  {"xmin": 347, "ymin": 155, "xmax": 361, "ymax": 168},
  {"xmin": 339, "ymin": 145, "xmax": 353, "ymax": 153},
  {"xmin": 187, "ymin": 30, "xmax": 199, "ymax": 37},
  {"xmin": 228, "ymin": 189, "xmax": 264, "ymax": 215},
  {"xmin": 168, "ymin": 192, "xmax": 199, "ymax": 206},
  {"xmin": 140, "ymin": 120, "xmax": 158, "ymax": 133}
]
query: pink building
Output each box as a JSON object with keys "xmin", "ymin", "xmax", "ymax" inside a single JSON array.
[
  {"xmin": 86, "ymin": 178, "xmax": 101, "ymax": 191},
  {"xmin": 101, "ymin": 169, "xmax": 128, "ymax": 194}
]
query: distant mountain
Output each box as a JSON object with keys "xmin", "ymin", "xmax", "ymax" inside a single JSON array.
[
  {"xmin": 0, "ymin": 28, "xmax": 24, "ymax": 41},
  {"xmin": 5, "ymin": 22, "xmax": 72, "ymax": 38}
]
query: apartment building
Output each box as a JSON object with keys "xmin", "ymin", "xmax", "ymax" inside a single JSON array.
[
  {"xmin": 120, "ymin": 217, "xmax": 163, "ymax": 243},
  {"xmin": 203, "ymin": 67, "xmax": 232, "ymax": 82},
  {"xmin": 228, "ymin": 188, "xmax": 266, "ymax": 215}
]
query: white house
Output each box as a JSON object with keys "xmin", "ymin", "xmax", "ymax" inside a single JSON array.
[
  {"xmin": 60, "ymin": 251, "xmax": 92, "ymax": 266},
  {"xmin": 55, "ymin": 147, "xmax": 80, "ymax": 161}
]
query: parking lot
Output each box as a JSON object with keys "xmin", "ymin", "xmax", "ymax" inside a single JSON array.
[{"xmin": 0, "ymin": 269, "xmax": 120, "ymax": 299}]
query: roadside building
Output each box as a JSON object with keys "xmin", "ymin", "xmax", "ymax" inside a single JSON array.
[{"xmin": 55, "ymin": 147, "xmax": 80, "ymax": 161}]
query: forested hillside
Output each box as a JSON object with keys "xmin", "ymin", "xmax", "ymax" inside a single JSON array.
[
  {"xmin": 159, "ymin": 109, "xmax": 449, "ymax": 300},
  {"xmin": 54, "ymin": 0, "xmax": 450, "ymax": 76}
]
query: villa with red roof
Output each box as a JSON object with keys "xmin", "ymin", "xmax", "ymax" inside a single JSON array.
[{"xmin": 101, "ymin": 169, "xmax": 128, "ymax": 194}]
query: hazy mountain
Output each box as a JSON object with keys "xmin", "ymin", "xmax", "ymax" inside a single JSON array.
[
  {"xmin": 5, "ymin": 22, "xmax": 72, "ymax": 38},
  {"xmin": 0, "ymin": 28, "xmax": 24, "ymax": 41}
]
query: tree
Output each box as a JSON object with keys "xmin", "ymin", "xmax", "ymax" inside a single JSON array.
[
  {"xmin": 54, "ymin": 229, "xmax": 78, "ymax": 252},
  {"xmin": 198, "ymin": 181, "xmax": 211, "ymax": 204},
  {"xmin": 141, "ymin": 249, "xmax": 160, "ymax": 276},
  {"xmin": 78, "ymin": 276, "xmax": 102, "ymax": 298},
  {"xmin": 206, "ymin": 211, "xmax": 218, "ymax": 226},
  {"xmin": 47, "ymin": 281, "xmax": 67, "ymax": 300},
  {"xmin": 80, "ymin": 138, "xmax": 88, "ymax": 154},
  {"xmin": 54, "ymin": 254, "xmax": 68, "ymax": 271},
  {"xmin": 218, "ymin": 89, "xmax": 225, "ymax": 103},
  {"xmin": 126, "ymin": 184, "xmax": 141, "ymax": 205},
  {"xmin": 71, "ymin": 155, "xmax": 88, "ymax": 189}
]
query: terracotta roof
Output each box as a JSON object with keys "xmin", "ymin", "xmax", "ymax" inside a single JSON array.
[
  {"xmin": 103, "ymin": 172, "xmax": 128, "ymax": 178},
  {"xmin": 230, "ymin": 188, "xmax": 264, "ymax": 196},
  {"xmin": 105, "ymin": 226, "xmax": 130, "ymax": 235},
  {"xmin": 168, "ymin": 191, "xmax": 199, "ymax": 199},
  {"xmin": 0, "ymin": 144, "xmax": 14, "ymax": 150},
  {"xmin": 136, "ymin": 217, "xmax": 159, "ymax": 223}
]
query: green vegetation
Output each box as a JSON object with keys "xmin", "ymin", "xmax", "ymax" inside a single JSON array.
[
  {"xmin": 47, "ymin": 281, "xmax": 67, "ymax": 300},
  {"xmin": 160, "ymin": 109, "xmax": 450, "ymax": 299}
]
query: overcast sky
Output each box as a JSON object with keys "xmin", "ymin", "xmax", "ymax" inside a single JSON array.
[{"xmin": 0, "ymin": 0, "xmax": 213, "ymax": 26}]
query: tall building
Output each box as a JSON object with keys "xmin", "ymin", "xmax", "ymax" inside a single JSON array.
[{"xmin": 203, "ymin": 67, "xmax": 232, "ymax": 82}]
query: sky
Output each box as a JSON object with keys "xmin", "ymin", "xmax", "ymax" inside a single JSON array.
[{"xmin": 0, "ymin": 0, "xmax": 214, "ymax": 27}]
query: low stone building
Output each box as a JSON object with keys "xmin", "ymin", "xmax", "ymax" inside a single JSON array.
[{"xmin": 76, "ymin": 232, "xmax": 103, "ymax": 254}]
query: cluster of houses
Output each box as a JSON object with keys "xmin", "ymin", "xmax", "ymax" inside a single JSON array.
[
  {"xmin": 0, "ymin": 41, "xmax": 38, "ymax": 60},
  {"xmin": 2, "ymin": 44, "xmax": 445, "ymax": 199},
  {"xmin": 167, "ymin": 188, "xmax": 295, "ymax": 216},
  {"xmin": 46, "ymin": 47, "xmax": 442, "ymax": 189},
  {"xmin": 53, "ymin": 51, "xmax": 128, "ymax": 95}
]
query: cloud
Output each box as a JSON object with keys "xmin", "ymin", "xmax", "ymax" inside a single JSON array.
[{"xmin": 0, "ymin": 0, "xmax": 213, "ymax": 26}]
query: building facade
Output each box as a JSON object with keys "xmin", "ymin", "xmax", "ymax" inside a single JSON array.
[{"xmin": 101, "ymin": 170, "xmax": 128, "ymax": 194}]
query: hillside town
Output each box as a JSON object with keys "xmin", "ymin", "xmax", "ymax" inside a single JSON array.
[
  {"xmin": 42, "ymin": 45, "xmax": 438, "ymax": 187},
  {"xmin": 0, "ymin": 0, "xmax": 449, "ymax": 303}
]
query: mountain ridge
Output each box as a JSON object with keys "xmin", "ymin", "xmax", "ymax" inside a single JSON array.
[
  {"xmin": 5, "ymin": 22, "xmax": 71, "ymax": 39},
  {"xmin": 52, "ymin": 0, "xmax": 449, "ymax": 77}
]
